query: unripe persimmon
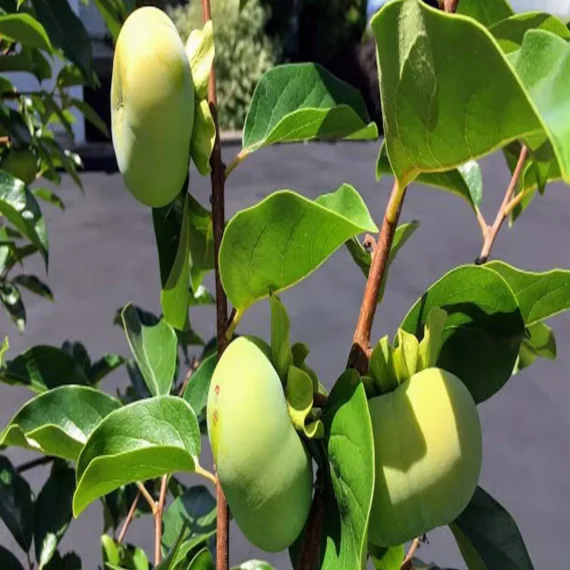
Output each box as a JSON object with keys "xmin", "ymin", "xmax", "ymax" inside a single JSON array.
[
  {"xmin": 207, "ymin": 337, "xmax": 313, "ymax": 552},
  {"xmin": 111, "ymin": 7, "xmax": 194, "ymax": 207},
  {"xmin": 368, "ymin": 367, "xmax": 482, "ymax": 546}
]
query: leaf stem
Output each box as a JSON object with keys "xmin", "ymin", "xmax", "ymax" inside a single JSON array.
[
  {"xmin": 224, "ymin": 148, "xmax": 250, "ymax": 180},
  {"xmin": 195, "ymin": 463, "xmax": 218, "ymax": 486},
  {"xmin": 347, "ymin": 179, "xmax": 408, "ymax": 374},
  {"xmin": 117, "ymin": 490, "xmax": 141, "ymax": 544},
  {"xmin": 477, "ymin": 145, "xmax": 528, "ymax": 264},
  {"xmin": 154, "ymin": 475, "xmax": 168, "ymax": 566},
  {"xmin": 400, "ymin": 537, "xmax": 421, "ymax": 570},
  {"xmin": 136, "ymin": 482, "xmax": 157, "ymax": 514},
  {"xmin": 474, "ymin": 206, "xmax": 488, "ymax": 240},
  {"xmin": 201, "ymin": 0, "xmax": 230, "ymax": 568},
  {"xmin": 17, "ymin": 455, "xmax": 54, "ymax": 473},
  {"xmin": 225, "ymin": 307, "xmax": 244, "ymax": 340}
]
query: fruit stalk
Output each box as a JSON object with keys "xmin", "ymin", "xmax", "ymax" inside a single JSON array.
[{"xmin": 200, "ymin": 1, "xmax": 230, "ymax": 569}]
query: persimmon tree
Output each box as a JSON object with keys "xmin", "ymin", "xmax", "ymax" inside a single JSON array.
[{"xmin": 1, "ymin": 0, "xmax": 570, "ymax": 569}]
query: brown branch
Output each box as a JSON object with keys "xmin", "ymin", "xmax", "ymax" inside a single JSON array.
[
  {"xmin": 201, "ymin": 0, "xmax": 230, "ymax": 568},
  {"xmin": 476, "ymin": 146, "xmax": 528, "ymax": 264},
  {"xmin": 136, "ymin": 482, "xmax": 156, "ymax": 513},
  {"xmin": 17, "ymin": 455, "xmax": 54, "ymax": 473},
  {"xmin": 154, "ymin": 475, "xmax": 168, "ymax": 566},
  {"xmin": 347, "ymin": 180, "xmax": 407, "ymax": 375},
  {"xmin": 297, "ymin": 470, "xmax": 325, "ymax": 570},
  {"xmin": 400, "ymin": 538, "xmax": 421, "ymax": 570},
  {"xmin": 117, "ymin": 490, "xmax": 141, "ymax": 544},
  {"xmin": 313, "ymin": 392, "xmax": 328, "ymax": 408},
  {"xmin": 441, "ymin": 0, "xmax": 460, "ymax": 12}
]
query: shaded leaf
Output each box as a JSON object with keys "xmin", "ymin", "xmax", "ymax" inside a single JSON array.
[
  {"xmin": 401, "ymin": 265, "xmax": 525, "ymax": 403},
  {"xmin": 71, "ymin": 99, "xmax": 109, "ymax": 138},
  {"xmin": 514, "ymin": 322, "xmax": 556, "ymax": 374},
  {"xmin": 121, "ymin": 303, "xmax": 177, "ymax": 397},
  {"xmin": 0, "ymin": 345, "xmax": 89, "ymax": 392},
  {"xmin": 220, "ymin": 184, "xmax": 377, "ymax": 310},
  {"xmin": 0, "ymin": 12, "xmax": 52, "ymax": 51},
  {"xmin": 188, "ymin": 284, "xmax": 215, "ymax": 307},
  {"xmin": 0, "ymin": 545, "xmax": 25, "ymax": 570},
  {"xmin": 0, "ymin": 455, "xmax": 34, "ymax": 551},
  {"xmin": 12, "ymin": 274, "xmax": 53, "ymax": 301},
  {"xmin": 34, "ymin": 461, "xmax": 75, "ymax": 569},
  {"xmin": 74, "ymin": 396, "xmax": 201, "ymax": 516},
  {"xmin": 450, "ymin": 486, "xmax": 534, "ymax": 570},
  {"xmin": 455, "ymin": 0, "xmax": 513, "ymax": 27},
  {"xmin": 32, "ymin": 189, "xmax": 65, "ymax": 210},
  {"xmin": 243, "ymin": 63, "xmax": 377, "ymax": 154},
  {"xmin": 188, "ymin": 195, "xmax": 214, "ymax": 290},
  {"xmin": 0, "ymin": 281, "xmax": 25, "ymax": 332},
  {"xmin": 88, "ymin": 354, "xmax": 125, "ymax": 385},
  {"xmin": 269, "ymin": 295, "xmax": 293, "ymax": 381},
  {"xmin": 43, "ymin": 551, "xmax": 81, "ymax": 570},
  {"xmin": 182, "ymin": 353, "xmax": 217, "ymax": 424},
  {"xmin": 190, "ymin": 99, "xmax": 215, "ymax": 176},
  {"xmin": 187, "ymin": 548, "xmax": 213, "ymax": 570},
  {"xmin": 0, "ymin": 386, "xmax": 121, "ymax": 461}
]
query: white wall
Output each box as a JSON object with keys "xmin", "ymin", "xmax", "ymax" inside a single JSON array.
[{"xmin": 5, "ymin": 0, "xmax": 86, "ymax": 145}]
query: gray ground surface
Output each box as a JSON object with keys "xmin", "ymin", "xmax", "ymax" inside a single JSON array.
[{"xmin": 1, "ymin": 141, "xmax": 570, "ymax": 569}]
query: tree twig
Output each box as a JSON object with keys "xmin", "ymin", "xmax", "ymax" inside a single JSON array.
[
  {"xmin": 224, "ymin": 148, "xmax": 250, "ymax": 180},
  {"xmin": 297, "ymin": 470, "xmax": 325, "ymax": 570},
  {"xmin": 117, "ymin": 490, "xmax": 141, "ymax": 544},
  {"xmin": 347, "ymin": 180, "xmax": 407, "ymax": 375},
  {"xmin": 136, "ymin": 482, "xmax": 156, "ymax": 514},
  {"xmin": 441, "ymin": 0, "xmax": 460, "ymax": 12},
  {"xmin": 154, "ymin": 475, "xmax": 168, "ymax": 566},
  {"xmin": 201, "ymin": 0, "xmax": 230, "ymax": 568},
  {"xmin": 17, "ymin": 455, "xmax": 54, "ymax": 473},
  {"xmin": 476, "ymin": 146, "xmax": 528, "ymax": 264},
  {"xmin": 400, "ymin": 537, "xmax": 421, "ymax": 570}
]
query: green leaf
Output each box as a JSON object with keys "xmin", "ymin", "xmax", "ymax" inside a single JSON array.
[
  {"xmin": 0, "ymin": 171, "xmax": 49, "ymax": 267},
  {"xmin": 369, "ymin": 336, "xmax": 398, "ymax": 395},
  {"xmin": 220, "ymin": 184, "xmax": 377, "ymax": 310},
  {"xmin": 0, "ymin": 345, "xmax": 89, "ymax": 393},
  {"xmin": 0, "ymin": 386, "xmax": 121, "ymax": 461},
  {"xmin": 369, "ymin": 544, "xmax": 405, "ymax": 570},
  {"xmin": 121, "ymin": 303, "xmax": 177, "ymax": 397},
  {"xmin": 31, "ymin": 0, "xmax": 95, "ymax": 84},
  {"xmin": 70, "ymin": 99, "xmax": 109, "ymax": 138},
  {"xmin": 400, "ymin": 265, "xmax": 525, "ymax": 403},
  {"xmin": 0, "ymin": 12, "xmax": 52, "ymax": 51},
  {"xmin": 490, "ymin": 12, "xmax": 570, "ymax": 54},
  {"xmin": 242, "ymin": 63, "xmax": 378, "ymax": 154},
  {"xmin": 43, "ymin": 551, "xmax": 81, "ymax": 570},
  {"xmin": 0, "ymin": 455, "xmax": 34, "ymax": 551},
  {"xmin": 346, "ymin": 220, "xmax": 419, "ymax": 304},
  {"xmin": 188, "ymin": 195, "xmax": 214, "ymax": 290},
  {"xmin": 0, "ymin": 546, "xmax": 25, "ymax": 570},
  {"xmin": 0, "ymin": 48, "xmax": 51, "ymax": 81},
  {"xmin": 0, "ymin": 281, "xmax": 25, "ymax": 332},
  {"xmin": 188, "ymin": 548, "xmax": 213, "ymax": 570},
  {"xmin": 101, "ymin": 535, "xmax": 149, "ymax": 570},
  {"xmin": 318, "ymin": 370, "xmax": 375, "ymax": 569},
  {"xmin": 231, "ymin": 562, "xmax": 275, "ymax": 570},
  {"xmin": 392, "ymin": 329, "xmax": 420, "ymax": 383},
  {"xmin": 514, "ymin": 322, "xmax": 556, "ymax": 374},
  {"xmin": 190, "ymin": 99, "xmax": 215, "ymax": 177},
  {"xmin": 34, "ymin": 461, "xmax": 75, "ymax": 569},
  {"xmin": 74, "ymin": 396, "xmax": 201, "ymax": 517},
  {"xmin": 450, "ymin": 486, "xmax": 535, "ymax": 570},
  {"xmin": 455, "ymin": 0, "xmax": 513, "ymax": 27},
  {"xmin": 12, "ymin": 274, "xmax": 53, "ymax": 301},
  {"xmin": 486, "ymin": 261, "xmax": 570, "ymax": 326},
  {"xmin": 182, "ymin": 353, "xmax": 217, "ymax": 424},
  {"xmin": 32, "ymin": 189, "xmax": 65, "ymax": 210},
  {"xmin": 56, "ymin": 65, "xmax": 83, "ymax": 88},
  {"xmin": 377, "ymin": 144, "xmax": 483, "ymax": 210},
  {"xmin": 92, "ymin": 0, "xmax": 126, "ymax": 44},
  {"xmin": 185, "ymin": 20, "xmax": 214, "ymax": 100},
  {"xmin": 161, "ymin": 484, "xmax": 216, "ymax": 550},
  {"xmin": 188, "ymin": 284, "xmax": 215, "ymax": 307},
  {"xmin": 0, "ymin": 336, "xmax": 8, "ymax": 367},
  {"xmin": 417, "ymin": 307, "xmax": 448, "ymax": 371},
  {"xmin": 269, "ymin": 295, "xmax": 293, "ymax": 381},
  {"xmin": 285, "ymin": 366, "xmax": 323, "ymax": 439},
  {"xmin": 371, "ymin": 0, "xmax": 565, "ymax": 186},
  {"xmin": 88, "ymin": 354, "xmax": 125, "ymax": 385}
]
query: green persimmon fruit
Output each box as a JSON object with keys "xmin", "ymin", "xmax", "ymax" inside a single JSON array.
[
  {"xmin": 0, "ymin": 148, "xmax": 36, "ymax": 184},
  {"xmin": 111, "ymin": 7, "xmax": 195, "ymax": 208},
  {"xmin": 207, "ymin": 337, "xmax": 313, "ymax": 552},
  {"xmin": 368, "ymin": 367, "xmax": 482, "ymax": 547}
]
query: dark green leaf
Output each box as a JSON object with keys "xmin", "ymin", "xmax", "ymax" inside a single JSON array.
[
  {"xmin": 188, "ymin": 549, "xmax": 214, "ymax": 570},
  {"xmin": 101, "ymin": 535, "xmax": 149, "ymax": 570},
  {"xmin": 188, "ymin": 284, "xmax": 215, "ymax": 307},
  {"xmin": 486, "ymin": 261, "xmax": 570, "ymax": 326},
  {"xmin": 220, "ymin": 184, "xmax": 377, "ymax": 310},
  {"xmin": 0, "ymin": 455, "xmax": 34, "ymax": 551},
  {"xmin": 182, "ymin": 353, "xmax": 217, "ymax": 424},
  {"xmin": 269, "ymin": 295, "xmax": 293, "ymax": 381},
  {"xmin": 0, "ymin": 545, "xmax": 25, "ymax": 570},
  {"xmin": 0, "ymin": 345, "xmax": 89, "ymax": 392},
  {"xmin": 31, "ymin": 0, "xmax": 94, "ymax": 84},
  {"xmin": 401, "ymin": 265, "xmax": 525, "ymax": 403},
  {"xmin": 121, "ymin": 303, "xmax": 177, "ymax": 397},
  {"xmin": 32, "ymin": 189, "xmax": 65, "ymax": 210},
  {"xmin": 161, "ymin": 485, "xmax": 216, "ymax": 550},
  {"xmin": 70, "ymin": 99, "xmax": 109, "ymax": 138},
  {"xmin": 455, "ymin": 0, "xmax": 513, "ymax": 27},
  {"xmin": 56, "ymin": 65, "xmax": 84, "ymax": 88},
  {"xmin": 490, "ymin": 12, "xmax": 570, "ymax": 54},
  {"xmin": 0, "ymin": 48, "xmax": 51, "ymax": 81},
  {"xmin": 74, "ymin": 396, "xmax": 201, "ymax": 516},
  {"xmin": 187, "ymin": 195, "xmax": 214, "ymax": 291},
  {"xmin": 12, "ymin": 274, "xmax": 53, "ymax": 301},
  {"xmin": 88, "ymin": 354, "xmax": 125, "ymax": 385},
  {"xmin": 514, "ymin": 322, "xmax": 556, "ymax": 374},
  {"xmin": 43, "ymin": 551, "xmax": 81, "ymax": 570},
  {"xmin": 0, "ymin": 386, "xmax": 121, "ymax": 460},
  {"xmin": 314, "ymin": 370, "xmax": 374, "ymax": 569},
  {"xmin": 0, "ymin": 170, "xmax": 48, "ymax": 267},
  {"xmin": 346, "ymin": 220, "xmax": 419, "ymax": 304},
  {"xmin": 243, "ymin": 63, "xmax": 377, "ymax": 154},
  {"xmin": 0, "ymin": 12, "xmax": 52, "ymax": 51},
  {"xmin": 34, "ymin": 461, "xmax": 75, "ymax": 569},
  {"xmin": 0, "ymin": 281, "xmax": 25, "ymax": 332},
  {"xmin": 369, "ymin": 544, "xmax": 405, "ymax": 570},
  {"xmin": 450, "ymin": 486, "xmax": 534, "ymax": 570},
  {"xmin": 92, "ymin": 0, "xmax": 127, "ymax": 44}
]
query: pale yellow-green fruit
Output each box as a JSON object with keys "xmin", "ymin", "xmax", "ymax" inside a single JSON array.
[
  {"xmin": 368, "ymin": 367, "xmax": 482, "ymax": 547},
  {"xmin": 207, "ymin": 337, "xmax": 313, "ymax": 552},
  {"xmin": 111, "ymin": 7, "xmax": 195, "ymax": 208},
  {"xmin": 0, "ymin": 149, "xmax": 36, "ymax": 184}
]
